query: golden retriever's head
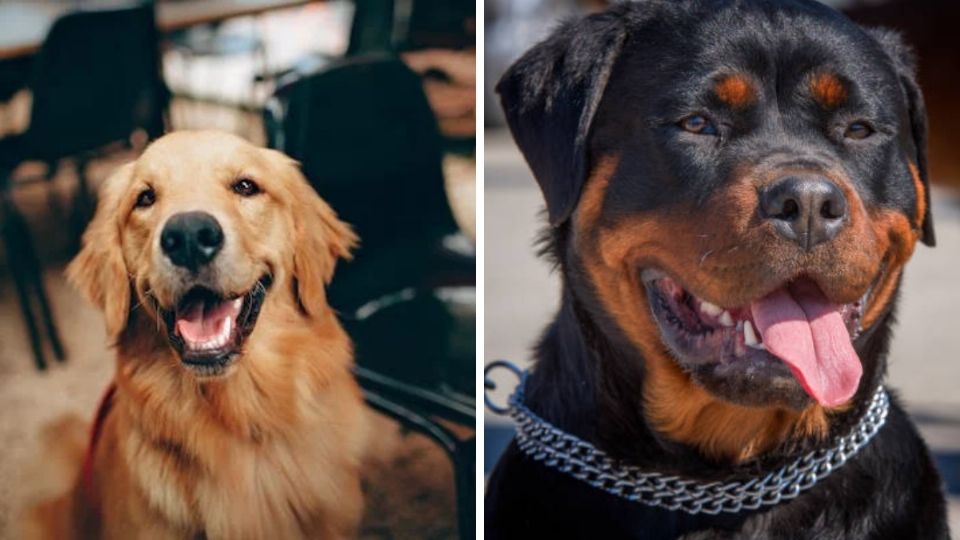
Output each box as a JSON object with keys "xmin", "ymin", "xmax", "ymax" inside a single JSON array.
[{"xmin": 67, "ymin": 131, "xmax": 356, "ymax": 377}]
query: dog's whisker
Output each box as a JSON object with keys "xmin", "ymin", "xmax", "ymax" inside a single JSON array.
[
  {"xmin": 699, "ymin": 243, "xmax": 746, "ymax": 267},
  {"xmin": 698, "ymin": 249, "xmax": 715, "ymax": 266},
  {"xmin": 131, "ymin": 288, "xmax": 154, "ymax": 313}
]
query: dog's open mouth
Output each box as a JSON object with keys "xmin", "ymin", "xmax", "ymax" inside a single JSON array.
[
  {"xmin": 643, "ymin": 269, "xmax": 871, "ymax": 408},
  {"xmin": 161, "ymin": 276, "xmax": 272, "ymax": 377}
]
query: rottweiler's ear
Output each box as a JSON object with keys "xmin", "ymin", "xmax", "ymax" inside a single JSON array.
[
  {"xmin": 281, "ymin": 158, "xmax": 358, "ymax": 317},
  {"xmin": 867, "ymin": 28, "xmax": 935, "ymax": 247},
  {"xmin": 67, "ymin": 163, "xmax": 134, "ymax": 338},
  {"xmin": 496, "ymin": 12, "xmax": 627, "ymax": 226}
]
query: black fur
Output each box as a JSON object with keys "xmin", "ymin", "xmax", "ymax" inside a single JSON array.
[
  {"xmin": 487, "ymin": 1, "xmax": 948, "ymax": 538},
  {"xmin": 496, "ymin": 10, "xmax": 627, "ymax": 226}
]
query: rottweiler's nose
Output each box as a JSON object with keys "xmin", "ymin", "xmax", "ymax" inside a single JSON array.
[
  {"xmin": 160, "ymin": 211, "xmax": 224, "ymax": 271},
  {"xmin": 759, "ymin": 175, "xmax": 847, "ymax": 250}
]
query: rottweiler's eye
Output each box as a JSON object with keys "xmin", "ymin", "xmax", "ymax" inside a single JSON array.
[
  {"xmin": 134, "ymin": 187, "xmax": 155, "ymax": 209},
  {"xmin": 232, "ymin": 178, "xmax": 261, "ymax": 197},
  {"xmin": 679, "ymin": 115, "xmax": 718, "ymax": 136},
  {"xmin": 844, "ymin": 122, "xmax": 874, "ymax": 140}
]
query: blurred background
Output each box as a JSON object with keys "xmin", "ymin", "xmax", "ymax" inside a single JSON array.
[
  {"xmin": 484, "ymin": 0, "xmax": 960, "ymax": 533},
  {"xmin": 0, "ymin": 1, "xmax": 475, "ymax": 538}
]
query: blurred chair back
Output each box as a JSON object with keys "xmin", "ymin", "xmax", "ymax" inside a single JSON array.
[
  {"xmin": 25, "ymin": 3, "xmax": 167, "ymax": 159},
  {"xmin": 346, "ymin": 0, "xmax": 396, "ymax": 56},
  {"xmin": 400, "ymin": 0, "xmax": 475, "ymax": 51},
  {"xmin": 267, "ymin": 55, "xmax": 460, "ymax": 308},
  {"xmin": 346, "ymin": 0, "xmax": 475, "ymax": 55}
]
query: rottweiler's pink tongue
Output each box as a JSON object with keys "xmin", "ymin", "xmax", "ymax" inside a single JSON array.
[{"xmin": 750, "ymin": 281, "xmax": 861, "ymax": 407}]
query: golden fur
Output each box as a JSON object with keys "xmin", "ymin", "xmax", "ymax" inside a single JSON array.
[{"xmin": 23, "ymin": 131, "xmax": 367, "ymax": 539}]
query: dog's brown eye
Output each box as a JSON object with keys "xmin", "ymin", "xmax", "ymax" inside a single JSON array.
[
  {"xmin": 134, "ymin": 187, "xmax": 155, "ymax": 209},
  {"xmin": 844, "ymin": 122, "xmax": 874, "ymax": 140},
  {"xmin": 679, "ymin": 115, "xmax": 718, "ymax": 136},
  {"xmin": 232, "ymin": 178, "xmax": 261, "ymax": 197}
]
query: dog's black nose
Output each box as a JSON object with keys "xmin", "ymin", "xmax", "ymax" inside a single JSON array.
[
  {"xmin": 160, "ymin": 211, "xmax": 224, "ymax": 271},
  {"xmin": 759, "ymin": 175, "xmax": 847, "ymax": 250}
]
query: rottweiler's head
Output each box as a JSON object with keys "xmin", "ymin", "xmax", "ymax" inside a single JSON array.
[{"xmin": 499, "ymin": 0, "xmax": 933, "ymax": 461}]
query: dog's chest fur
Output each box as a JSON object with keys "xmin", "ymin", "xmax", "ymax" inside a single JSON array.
[
  {"xmin": 107, "ymin": 350, "xmax": 367, "ymax": 539},
  {"xmin": 125, "ymin": 424, "xmax": 352, "ymax": 537}
]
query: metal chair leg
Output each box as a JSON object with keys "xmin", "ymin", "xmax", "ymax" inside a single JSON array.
[
  {"xmin": 1, "ymin": 202, "xmax": 46, "ymax": 370},
  {"xmin": 12, "ymin": 178, "xmax": 67, "ymax": 363},
  {"xmin": 10, "ymin": 261, "xmax": 45, "ymax": 370},
  {"xmin": 30, "ymin": 260, "xmax": 65, "ymax": 362}
]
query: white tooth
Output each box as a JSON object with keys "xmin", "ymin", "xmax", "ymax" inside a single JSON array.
[
  {"xmin": 719, "ymin": 311, "xmax": 734, "ymax": 327},
  {"xmin": 219, "ymin": 316, "xmax": 233, "ymax": 347},
  {"xmin": 744, "ymin": 320, "xmax": 760, "ymax": 347},
  {"xmin": 700, "ymin": 301, "xmax": 723, "ymax": 317},
  {"xmin": 232, "ymin": 298, "xmax": 243, "ymax": 310}
]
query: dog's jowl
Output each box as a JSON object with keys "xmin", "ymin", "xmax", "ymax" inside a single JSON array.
[{"xmin": 487, "ymin": 1, "xmax": 948, "ymax": 539}]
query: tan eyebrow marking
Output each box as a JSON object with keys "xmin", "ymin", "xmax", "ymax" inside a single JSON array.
[
  {"xmin": 810, "ymin": 72, "xmax": 847, "ymax": 108},
  {"xmin": 714, "ymin": 74, "xmax": 756, "ymax": 108}
]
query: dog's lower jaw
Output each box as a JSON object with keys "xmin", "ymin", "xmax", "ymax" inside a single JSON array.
[
  {"xmin": 182, "ymin": 356, "xmax": 239, "ymax": 379},
  {"xmin": 531, "ymin": 275, "xmax": 890, "ymax": 467},
  {"xmin": 641, "ymin": 353, "xmax": 831, "ymax": 463},
  {"xmin": 642, "ymin": 319, "xmax": 885, "ymax": 463}
]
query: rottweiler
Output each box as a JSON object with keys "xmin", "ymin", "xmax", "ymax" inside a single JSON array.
[{"xmin": 486, "ymin": 1, "xmax": 949, "ymax": 538}]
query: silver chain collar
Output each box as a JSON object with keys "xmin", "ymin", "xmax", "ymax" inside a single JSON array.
[{"xmin": 485, "ymin": 362, "xmax": 890, "ymax": 515}]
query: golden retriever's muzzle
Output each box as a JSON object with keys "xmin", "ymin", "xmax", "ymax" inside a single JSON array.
[{"xmin": 156, "ymin": 211, "xmax": 272, "ymax": 377}]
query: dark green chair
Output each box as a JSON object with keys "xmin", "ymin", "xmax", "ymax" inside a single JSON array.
[{"xmin": 0, "ymin": 2, "xmax": 169, "ymax": 369}]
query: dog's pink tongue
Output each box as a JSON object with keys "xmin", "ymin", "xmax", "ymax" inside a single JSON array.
[
  {"xmin": 750, "ymin": 282, "xmax": 862, "ymax": 407},
  {"xmin": 175, "ymin": 300, "xmax": 240, "ymax": 344}
]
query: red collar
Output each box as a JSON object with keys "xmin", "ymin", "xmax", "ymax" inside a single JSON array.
[{"xmin": 81, "ymin": 383, "xmax": 117, "ymax": 514}]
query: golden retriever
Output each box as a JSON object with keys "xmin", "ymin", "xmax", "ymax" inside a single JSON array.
[{"xmin": 24, "ymin": 131, "xmax": 367, "ymax": 539}]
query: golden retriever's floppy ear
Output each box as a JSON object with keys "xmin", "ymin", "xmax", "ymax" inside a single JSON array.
[
  {"xmin": 281, "ymin": 159, "xmax": 358, "ymax": 317},
  {"xmin": 66, "ymin": 163, "xmax": 133, "ymax": 338}
]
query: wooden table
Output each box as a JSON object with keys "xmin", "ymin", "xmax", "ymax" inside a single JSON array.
[{"xmin": 0, "ymin": 0, "xmax": 316, "ymax": 60}]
